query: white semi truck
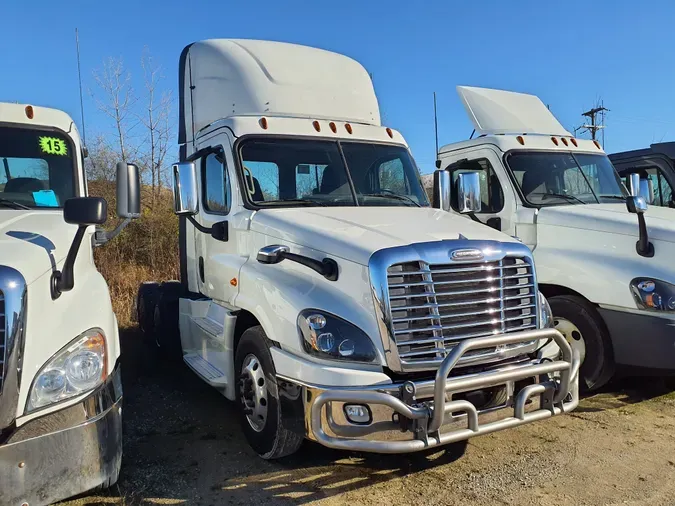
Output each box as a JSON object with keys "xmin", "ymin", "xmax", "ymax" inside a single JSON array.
[
  {"xmin": 138, "ymin": 39, "xmax": 579, "ymax": 459},
  {"xmin": 436, "ymin": 86, "xmax": 675, "ymax": 390},
  {"xmin": 0, "ymin": 103, "xmax": 140, "ymax": 505}
]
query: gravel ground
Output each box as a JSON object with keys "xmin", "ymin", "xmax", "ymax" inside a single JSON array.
[{"xmin": 60, "ymin": 329, "xmax": 675, "ymax": 506}]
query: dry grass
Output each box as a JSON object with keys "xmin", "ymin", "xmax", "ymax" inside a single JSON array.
[{"xmin": 89, "ymin": 181, "xmax": 179, "ymax": 326}]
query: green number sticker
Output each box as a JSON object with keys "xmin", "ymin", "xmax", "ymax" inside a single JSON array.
[{"xmin": 39, "ymin": 136, "xmax": 68, "ymax": 156}]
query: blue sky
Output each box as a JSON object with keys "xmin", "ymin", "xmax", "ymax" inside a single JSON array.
[{"xmin": 2, "ymin": 0, "xmax": 673, "ymax": 174}]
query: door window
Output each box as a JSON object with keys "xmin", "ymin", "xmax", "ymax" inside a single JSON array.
[
  {"xmin": 448, "ymin": 158, "xmax": 504, "ymax": 213},
  {"xmin": 620, "ymin": 167, "xmax": 674, "ymax": 207},
  {"xmin": 202, "ymin": 150, "xmax": 231, "ymax": 214}
]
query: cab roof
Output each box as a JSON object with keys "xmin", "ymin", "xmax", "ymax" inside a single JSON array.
[
  {"xmin": 179, "ymin": 39, "xmax": 381, "ymax": 150},
  {"xmin": 0, "ymin": 102, "xmax": 78, "ymax": 137}
]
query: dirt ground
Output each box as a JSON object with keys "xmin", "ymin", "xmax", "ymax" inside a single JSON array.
[{"xmin": 60, "ymin": 329, "xmax": 675, "ymax": 506}]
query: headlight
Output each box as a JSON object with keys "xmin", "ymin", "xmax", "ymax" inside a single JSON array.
[
  {"xmin": 298, "ymin": 310, "xmax": 377, "ymax": 363},
  {"xmin": 538, "ymin": 292, "xmax": 553, "ymax": 328},
  {"xmin": 630, "ymin": 278, "xmax": 675, "ymax": 312},
  {"xmin": 27, "ymin": 329, "xmax": 107, "ymax": 412}
]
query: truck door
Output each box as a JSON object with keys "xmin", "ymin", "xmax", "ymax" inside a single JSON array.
[
  {"xmin": 192, "ymin": 139, "xmax": 244, "ymax": 305},
  {"xmin": 446, "ymin": 148, "xmax": 517, "ymax": 236}
]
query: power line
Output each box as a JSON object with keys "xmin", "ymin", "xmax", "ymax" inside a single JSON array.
[{"xmin": 575, "ymin": 101, "xmax": 609, "ymax": 142}]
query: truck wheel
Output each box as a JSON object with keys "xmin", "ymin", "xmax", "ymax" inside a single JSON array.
[
  {"xmin": 549, "ymin": 295, "xmax": 615, "ymax": 391},
  {"xmin": 235, "ymin": 326, "xmax": 304, "ymax": 459},
  {"xmin": 137, "ymin": 282, "xmax": 161, "ymax": 336},
  {"xmin": 152, "ymin": 282, "xmax": 184, "ymax": 361}
]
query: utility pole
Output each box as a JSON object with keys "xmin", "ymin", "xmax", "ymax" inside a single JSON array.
[{"xmin": 576, "ymin": 101, "xmax": 609, "ymax": 142}]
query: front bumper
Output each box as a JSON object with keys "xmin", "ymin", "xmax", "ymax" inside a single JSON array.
[
  {"xmin": 304, "ymin": 329, "xmax": 579, "ymax": 453},
  {"xmin": 0, "ymin": 366, "xmax": 123, "ymax": 506},
  {"xmin": 599, "ymin": 307, "xmax": 675, "ymax": 370}
]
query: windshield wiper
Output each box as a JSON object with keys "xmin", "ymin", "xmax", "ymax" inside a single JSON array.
[
  {"xmin": 361, "ymin": 191, "xmax": 421, "ymax": 207},
  {"xmin": 0, "ymin": 198, "xmax": 30, "ymax": 210},
  {"xmin": 260, "ymin": 198, "xmax": 329, "ymax": 207},
  {"xmin": 598, "ymin": 195, "xmax": 626, "ymax": 201},
  {"xmin": 531, "ymin": 192, "xmax": 587, "ymax": 205}
]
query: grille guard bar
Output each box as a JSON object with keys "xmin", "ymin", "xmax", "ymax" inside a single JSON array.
[{"xmin": 309, "ymin": 328, "xmax": 580, "ymax": 453}]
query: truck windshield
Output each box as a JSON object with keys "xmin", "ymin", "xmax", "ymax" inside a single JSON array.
[
  {"xmin": 506, "ymin": 152, "xmax": 627, "ymax": 206},
  {"xmin": 239, "ymin": 138, "xmax": 429, "ymax": 207},
  {"xmin": 0, "ymin": 126, "xmax": 76, "ymax": 208}
]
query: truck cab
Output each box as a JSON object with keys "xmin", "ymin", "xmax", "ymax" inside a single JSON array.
[
  {"xmin": 610, "ymin": 143, "xmax": 675, "ymax": 209},
  {"xmin": 140, "ymin": 39, "xmax": 578, "ymax": 459},
  {"xmin": 437, "ymin": 86, "xmax": 675, "ymax": 390},
  {"xmin": 0, "ymin": 103, "xmax": 139, "ymax": 505}
]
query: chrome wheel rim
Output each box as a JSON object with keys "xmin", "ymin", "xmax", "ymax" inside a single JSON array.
[
  {"xmin": 554, "ymin": 317, "xmax": 586, "ymax": 364},
  {"xmin": 240, "ymin": 354, "xmax": 268, "ymax": 432}
]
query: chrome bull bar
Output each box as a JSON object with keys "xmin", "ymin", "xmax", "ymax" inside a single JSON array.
[{"xmin": 309, "ymin": 328, "xmax": 580, "ymax": 453}]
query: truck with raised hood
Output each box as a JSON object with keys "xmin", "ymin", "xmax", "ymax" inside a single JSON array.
[
  {"xmin": 137, "ymin": 39, "xmax": 578, "ymax": 459},
  {"xmin": 0, "ymin": 103, "xmax": 141, "ymax": 505},
  {"xmin": 435, "ymin": 86, "xmax": 675, "ymax": 391},
  {"xmin": 609, "ymin": 142, "xmax": 675, "ymax": 209}
]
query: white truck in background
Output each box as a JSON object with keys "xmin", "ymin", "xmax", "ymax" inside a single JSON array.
[
  {"xmin": 435, "ymin": 86, "xmax": 675, "ymax": 390},
  {"xmin": 0, "ymin": 103, "xmax": 140, "ymax": 505},
  {"xmin": 138, "ymin": 39, "xmax": 578, "ymax": 458}
]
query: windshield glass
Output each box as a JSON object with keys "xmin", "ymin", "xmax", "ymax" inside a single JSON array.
[
  {"xmin": 239, "ymin": 138, "xmax": 429, "ymax": 207},
  {"xmin": 0, "ymin": 126, "xmax": 76, "ymax": 208},
  {"xmin": 506, "ymin": 152, "xmax": 627, "ymax": 206}
]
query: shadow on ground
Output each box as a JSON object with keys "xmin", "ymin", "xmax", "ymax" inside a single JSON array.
[{"xmin": 68, "ymin": 328, "xmax": 675, "ymax": 505}]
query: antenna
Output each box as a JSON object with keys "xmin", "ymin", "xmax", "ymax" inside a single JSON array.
[
  {"xmin": 433, "ymin": 92, "xmax": 439, "ymax": 157},
  {"xmin": 75, "ymin": 28, "xmax": 86, "ymax": 147}
]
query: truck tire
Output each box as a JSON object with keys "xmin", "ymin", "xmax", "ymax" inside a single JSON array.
[
  {"xmin": 151, "ymin": 281, "xmax": 184, "ymax": 362},
  {"xmin": 235, "ymin": 326, "xmax": 304, "ymax": 459},
  {"xmin": 137, "ymin": 282, "xmax": 161, "ymax": 336},
  {"xmin": 549, "ymin": 295, "xmax": 615, "ymax": 391}
]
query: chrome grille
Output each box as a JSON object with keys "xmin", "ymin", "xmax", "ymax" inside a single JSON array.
[
  {"xmin": 0, "ymin": 291, "xmax": 4, "ymax": 390},
  {"xmin": 387, "ymin": 257, "xmax": 537, "ymax": 369}
]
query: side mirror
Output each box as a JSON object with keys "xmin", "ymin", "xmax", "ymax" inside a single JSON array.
[
  {"xmin": 639, "ymin": 178, "xmax": 654, "ymax": 205},
  {"xmin": 626, "ymin": 196, "xmax": 654, "ymax": 258},
  {"xmin": 172, "ymin": 162, "xmax": 198, "ymax": 215},
  {"xmin": 432, "ymin": 170, "xmax": 451, "ymax": 211},
  {"xmin": 628, "ymin": 173, "xmax": 640, "ymax": 197},
  {"xmin": 457, "ymin": 171, "xmax": 482, "ymax": 214},
  {"xmin": 53, "ymin": 197, "xmax": 108, "ymax": 299},
  {"xmin": 64, "ymin": 197, "xmax": 107, "ymax": 226},
  {"xmin": 116, "ymin": 162, "xmax": 141, "ymax": 219}
]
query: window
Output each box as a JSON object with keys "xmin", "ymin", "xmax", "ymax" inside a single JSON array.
[
  {"xmin": 506, "ymin": 152, "xmax": 625, "ymax": 206},
  {"xmin": 620, "ymin": 167, "xmax": 674, "ymax": 207},
  {"xmin": 239, "ymin": 138, "xmax": 429, "ymax": 207},
  {"xmin": 202, "ymin": 150, "xmax": 231, "ymax": 214},
  {"xmin": 447, "ymin": 159, "xmax": 504, "ymax": 213},
  {"xmin": 0, "ymin": 126, "xmax": 76, "ymax": 208}
]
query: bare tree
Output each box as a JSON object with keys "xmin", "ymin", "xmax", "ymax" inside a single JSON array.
[
  {"xmin": 85, "ymin": 135, "xmax": 119, "ymax": 182},
  {"xmin": 138, "ymin": 49, "xmax": 173, "ymax": 206},
  {"xmin": 92, "ymin": 57, "xmax": 137, "ymax": 163}
]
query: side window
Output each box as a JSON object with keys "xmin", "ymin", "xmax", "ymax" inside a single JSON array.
[
  {"xmin": 449, "ymin": 158, "xmax": 504, "ymax": 213},
  {"xmin": 202, "ymin": 150, "xmax": 231, "ymax": 214},
  {"xmin": 622, "ymin": 167, "xmax": 674, "ymax": 207},
  {"xmin": 378, "ymin": 158, "xmax": 409, "ymax": 194}
]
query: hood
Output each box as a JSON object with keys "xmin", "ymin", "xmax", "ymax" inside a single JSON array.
[
  {"xmin": 0, "ymin": 210, "xmax": 76, "ymax": 285},
  {"xmin": 250, "ymin": 207, "xmax": 518, "ymax": 265},
  {"xmin": 537, "ymin": 204, "xmax": 675, "ymax": 243}
]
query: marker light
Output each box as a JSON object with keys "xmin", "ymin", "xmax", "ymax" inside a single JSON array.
[
  {"xmin": 551, "ymin": 137, "xmax": 559, "ymax": 146},
  {"xmin": 329, "ymin": 122, "xmax": 337, "ymax": 133},
  {"xmin": 345, "ymin": 123, "xmax": 353, "ymax": 134},
  {"xmin": 259, "ymin": 117, "xmax": 268, "ymax": 129},
  {"xmin": 594, "ymin": 140, "xmax": 602, "ymax": 149},
  {"xmin": 570, "ymin": 138, "xmax": 578, "ymax": 147},
  {"xmin": 386, "ymin": 127, "xmax": 393, "ymax": 138},
  {"xmin": 313, "ymin": 120, "xmax": 321, "ymax": 132},
  {"xmin": 516, "ymin": 135, "xmax": 525, "ymax": 145},
  {"xmin": 561, "ymin": 138, "xmax": 569, "ymax": 146},
  {"xmin": 25, "ymin": 105, "xmax": 34, "ymax": 119}
]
